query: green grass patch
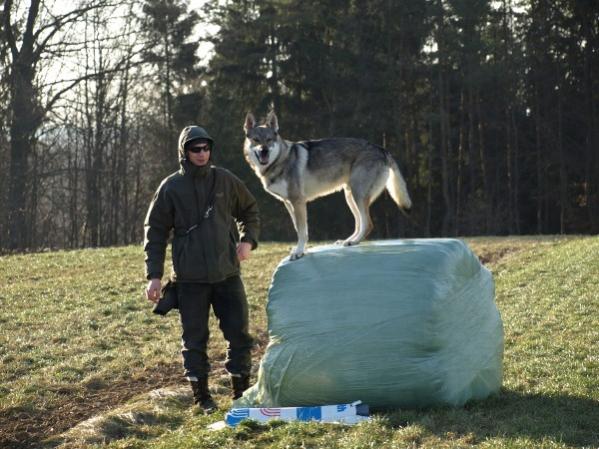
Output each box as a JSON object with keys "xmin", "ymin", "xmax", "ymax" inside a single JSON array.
[{"xmin": 0, "ymin": 237, "xmax": 597, "ymax": 448}]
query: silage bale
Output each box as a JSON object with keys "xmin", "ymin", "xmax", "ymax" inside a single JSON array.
[{"xmin": 238, "ymin": 239, "xmax": 503, "ymax": 409}]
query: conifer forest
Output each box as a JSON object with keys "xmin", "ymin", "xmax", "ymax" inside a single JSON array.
[{"xmin": 1, "ymin": 0, "xmax": 598, "ymax": 252}]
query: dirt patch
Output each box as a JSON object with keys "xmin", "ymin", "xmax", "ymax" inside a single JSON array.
[
  {"xmin": 0, "ymin": 362, "xmax": 183, "ymax": 449},
  {"xmin": 472, "ymin": 245, "xmax": 521, "ymax": 266},
  {"xmin": 1, "ymin": 332, "xmax": 270, "ymax": 449},
  {"xmin": 56, "ymin": 386, "xmax": 192, "ymax": 448}
]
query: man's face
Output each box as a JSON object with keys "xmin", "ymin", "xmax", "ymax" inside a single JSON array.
[{"xmin": 187, "ymin": 141, "xmax": 211, "ymax": 166}]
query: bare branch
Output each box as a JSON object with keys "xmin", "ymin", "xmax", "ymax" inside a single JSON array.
[
  {"xmin": 41, "ymin": 30, "xmax": 146, "ymax": 51},
  {"xmin": 34, "ymin": 0, "xmax": 117, "ymax": 39},
  {"xmin": 24, "ymin": 0, "xmax": 41, "ymax": 44},
  {"xmin": 44, "ymin": 57, "xmax": 144, "ymax": 112},
  {"xmin": 33, "ymin": 1, "xmax": 119, "ymax": 60},
  {"xmin": 3, "ymin": 0, "xmax": 19, "ymax": 59}
]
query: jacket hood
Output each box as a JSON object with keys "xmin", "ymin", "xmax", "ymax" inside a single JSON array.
[{"xmin": 178, "ymin": 126, "xmax": 214, "ymax": 162}]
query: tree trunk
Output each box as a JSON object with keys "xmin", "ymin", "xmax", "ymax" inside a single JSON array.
[
  {"xmin": 117, "ymin": 59, "xmax": 131, "ymax": 245},
  {"xmin": 7, "ymin": 69, "xmax": 38, "ymax": 250},
  {"xmin": 476, "ymin": 93, "xmax": 490, "ymax": 233},
  {"xmin": 6, "ymin": 0, "xmax": 42, "ymax": 249},
  {"xmin": 456, "ymin": 88, "xmax": 466, "ymax": 235},
  {"xmin": 164, "ymin": 22, "xmax": 175, "ymax": 166},
  {"xmin": 505, "ymin": 104, "xmax": 514, "ymax": 234},
  {"xmin": 467, "ymin": 87, "xmax": 477, "ymax": 227},
  {"xmin": 534, "ymin": 86, "xmax": 543, "ymax": 234},
  {"xmin": 426, "ymin": 110, "xmax": 434, "ymax": 237},
  {"xmin": 68, "ymin": 128, "xmax": 80, "ymax": 248},
  {"xmin": 511, "ymin": 108, "xmax": 521, "ymax": 234},
  {"xmin": 582, "ymin": 11, "xmax": 598, "ymax": 232},
  {"xmin": 437, "ymin": 19, "xmax": 453, "ymax": 237},
  {"xmin": 28, "ymin": 144, "xmax": 40, "ymax": 248},
  {"xmin": 557, "ymin": 87, "xmax": 566, "ymax": 234}
]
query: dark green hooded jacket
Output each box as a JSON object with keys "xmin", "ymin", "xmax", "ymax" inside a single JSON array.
[{"xmin": 143, "ymin": 126, "xmax": 260, "ymax": 282}]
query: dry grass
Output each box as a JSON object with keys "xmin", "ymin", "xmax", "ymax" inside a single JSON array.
[{"xmin": 0, "ymin": 237, "xmax": 597, "ymax": 449}]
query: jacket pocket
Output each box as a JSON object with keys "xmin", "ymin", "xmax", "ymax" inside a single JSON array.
[
  {"xmin": 203, "ymin": 219, "xmax": 239, "ymax": 279},
  {"xmin": 172, "ymin": 234, "xmax": 207, "ymax": 280},
  {"xmin": 213, "ymin": 228, "xmax": 239, "ymax": 276}
]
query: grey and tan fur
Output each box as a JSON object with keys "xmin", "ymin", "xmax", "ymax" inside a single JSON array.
[{"xmin": 243, "ymin": 111, "xmax": 412, "ymax": 260}]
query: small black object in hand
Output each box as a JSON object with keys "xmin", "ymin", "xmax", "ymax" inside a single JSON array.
[{"xmin": 153, "ymin": 281, "xmax": 179, "ymax": 316}]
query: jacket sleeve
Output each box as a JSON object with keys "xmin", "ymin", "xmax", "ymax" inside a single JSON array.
[
  {"xmin": 231, "ymin": 176, "xmax": 260, "ymax": 250},
  {"xmin": 143, "ymin": 181, "xmax": 174, "ymax": 279}
]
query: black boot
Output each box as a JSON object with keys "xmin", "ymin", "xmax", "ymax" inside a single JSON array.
[
  {"xmin": 190, "ymin": 376, "xmax": 217, "ymax": 413},
  {"xmin": 231, "ymin": 375, "xmax": 250, "ymax": 400}
]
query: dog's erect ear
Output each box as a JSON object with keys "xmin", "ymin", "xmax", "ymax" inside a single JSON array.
[
  {"xmin": 266, "ymin": 111, "xmax": 279, "ymax": 133},
  {"xmin": 244, "ymin": 113, "xmax": 256, "ymax": 133}
]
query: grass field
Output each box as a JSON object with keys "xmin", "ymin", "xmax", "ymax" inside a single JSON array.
[{"xmin": 0, "ymin": 237, "xmax": 597, "ymax": 449}]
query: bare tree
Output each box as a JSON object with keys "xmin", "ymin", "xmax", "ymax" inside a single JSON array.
[{"xmin": 2, "ymin": 0, "xmax": 120, "ymax": 250}]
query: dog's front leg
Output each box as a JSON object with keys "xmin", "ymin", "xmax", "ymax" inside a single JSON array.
[
  {"xmin": 287, "ymin": 200, "xmax": 308, "ymax": 260},
  {"xmin": 283, "ymin": 201, "xmax": 298, "ymax": 231}
]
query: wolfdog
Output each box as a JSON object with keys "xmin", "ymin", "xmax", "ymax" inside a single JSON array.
[{"xmin": 243, "ymin": 111, "xmax": 412, "ymax": 260}]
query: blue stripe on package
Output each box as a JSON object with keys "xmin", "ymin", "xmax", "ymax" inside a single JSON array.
[
  {"xmin": 225, "ymin": 401, "xmax": 368, "ymax": 426},
  {"xmin": 296, "ymin": 406, "xmax": 321, "ymax": 421}
]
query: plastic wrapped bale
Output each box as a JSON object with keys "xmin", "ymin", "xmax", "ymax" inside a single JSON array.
[{"xmin": 237, "ymin": 239, "xmax": 503, "ymax": 409}]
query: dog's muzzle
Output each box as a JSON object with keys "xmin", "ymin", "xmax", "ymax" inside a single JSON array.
[{"xmin": 256, "ymin": 148, "xmax": 270, "ymax": 165}]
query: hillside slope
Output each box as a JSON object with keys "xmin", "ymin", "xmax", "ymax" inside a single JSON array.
[{"xmin": 0, "ymin": 237, "xmax": 597, "ymax": 449}]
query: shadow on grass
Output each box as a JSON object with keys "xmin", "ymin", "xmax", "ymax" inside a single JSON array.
[
  {"xmin": 40, "ymin": 412, "xmax": 186, "ymax": 449},
  {"xmin": 379, "ymin": 389, "xmax": 599, "ymax": 448}
]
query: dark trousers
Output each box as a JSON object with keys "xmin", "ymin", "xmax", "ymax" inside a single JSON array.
[{"xmin": 177, "ymin": 275, "xmax": 253, "ymax": 379}]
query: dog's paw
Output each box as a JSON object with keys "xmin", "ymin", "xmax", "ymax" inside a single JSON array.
[
  {"xmin": 342, "ymin": 240, "xmax": 360, "ymax": 247},
  {"xmin": 289, "ymin": 250, "xmax": 304, "ymax": 260}
]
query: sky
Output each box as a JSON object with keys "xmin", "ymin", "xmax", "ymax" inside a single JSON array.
[
  {"xmin": 189, "ymin": 0, "xmax": 219, "ymax": 63},
  {"xmin": 30, "ymin": 0, "xmax": 219, "ymax": 104}
]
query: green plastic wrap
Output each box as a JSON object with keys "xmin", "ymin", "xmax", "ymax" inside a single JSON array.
[{"xmin": 237, "ymin": 239, "xmax": 503, "ymax": 409}]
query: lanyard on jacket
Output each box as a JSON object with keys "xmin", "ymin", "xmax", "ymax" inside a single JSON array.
[{"xmin": 185, "ymin": 170, "xmax": 218, "ymax": 235}]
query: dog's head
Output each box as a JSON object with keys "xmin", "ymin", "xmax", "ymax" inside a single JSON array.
[{"xmin": 243, "ymin": 111, "xmax": 282, "ymax": 169}]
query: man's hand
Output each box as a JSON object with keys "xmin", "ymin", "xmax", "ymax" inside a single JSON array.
[
  {"xmin": 146, "ymin": 278, "xmax": 161, "ymax": 303},
  {"xmin": 237, "ymin": 242, "xmax": 252, "ymax": 262}
]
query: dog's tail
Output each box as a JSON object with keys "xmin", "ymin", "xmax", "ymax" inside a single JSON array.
[{"xmin": 386, "ymin": 155, "xmax": 412, "ymax": 212}]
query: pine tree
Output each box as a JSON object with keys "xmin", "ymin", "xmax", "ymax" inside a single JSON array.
[{"xmin": 139, "ymin": 0, "xmax": 201, "ymax": 170}]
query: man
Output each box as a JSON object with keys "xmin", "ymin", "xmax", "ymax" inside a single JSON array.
[{"xmin": 144, "ymin": 125, "xmax": 260, "ymax": 413}]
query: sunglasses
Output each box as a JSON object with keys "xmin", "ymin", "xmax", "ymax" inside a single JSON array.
[{"xmin": 188, "ymin": 144, "xmax": 211, "ymax": 153}]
